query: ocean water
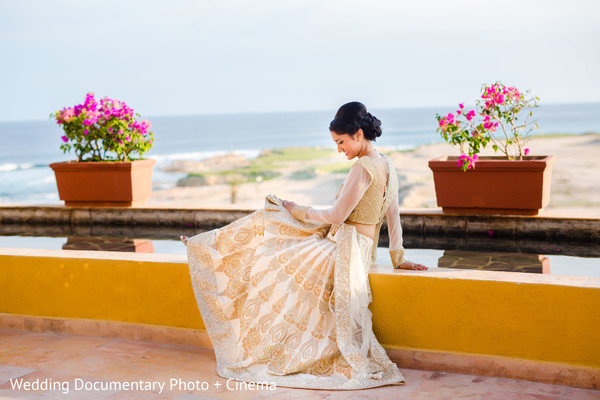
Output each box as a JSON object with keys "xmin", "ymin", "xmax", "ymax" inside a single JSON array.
[{"xmin": 1, "ymin": 103, "xmax": 599, "ymax": 204}]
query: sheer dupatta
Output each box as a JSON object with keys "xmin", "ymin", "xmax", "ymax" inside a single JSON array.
[{"xmin": 294, "ymin": 154, "xmax": 402, "ymax": 265}]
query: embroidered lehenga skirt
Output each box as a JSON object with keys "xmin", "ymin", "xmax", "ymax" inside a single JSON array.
[{"xmin": 186, "ymin": 196, "xmax": 405, "ymax": 390}]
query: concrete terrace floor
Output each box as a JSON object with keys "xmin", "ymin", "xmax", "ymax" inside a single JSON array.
[{"xmin": 0, "ymin": 330, "xmax": 598, "ymax": 400}]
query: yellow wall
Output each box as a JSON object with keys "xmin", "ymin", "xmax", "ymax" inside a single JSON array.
[
  {"xmin": 369, "ymin": 273, "xmax": 600, "ymax": 368},
  {"xmin": 1, "ymin": 252, "xmax": 598, "ymax": 368},
  {"xmin": 0, "ymin": 253, "xmax": 204, "ymax": 330}
]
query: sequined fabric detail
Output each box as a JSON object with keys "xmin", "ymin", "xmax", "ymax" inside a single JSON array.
[
  {"xmin": 346, "ymin": 156, "xmax": 383, "ymax": 225},
  {"xmin": 347, "ymin": 154, "xmax": 400, "ymax": 263},
  {"xmin": 380, "ymin": 155, "xmax": 399, "ymax": 223},
  {"xmin": 345, "ymin": 155, "xmax": 399, "ymax": 229},
  {"xmin": 291, "ymin": 204, "xmax": 310, "ymax": 222},
  {"xmin": 389, "ymin": 248, "xmax": 407, "ymax": 268}
]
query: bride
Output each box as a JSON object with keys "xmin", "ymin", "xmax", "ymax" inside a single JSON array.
[{"xmin": 183, "ymin": 102, "xmax": 428, "ymax": 390}]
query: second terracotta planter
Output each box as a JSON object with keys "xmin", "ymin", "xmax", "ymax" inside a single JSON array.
[
  {"xmin": 50, "ymin": 159, "xmax": 156, "ymax": 207},
  {"xmin": 428, "ymin": 155, "xmax": 555, "ymax": 215}
]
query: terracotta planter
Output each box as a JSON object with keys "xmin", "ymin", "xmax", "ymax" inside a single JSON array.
[
  {"xmin": 428, "ymin": 155, "xmax": 555, "ymax": 215},
  {"xmin": 49, "ymin": 159, "xmax": 156, "ymax": 207}
]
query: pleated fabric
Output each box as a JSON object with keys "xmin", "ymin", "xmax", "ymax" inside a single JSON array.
[{"xmin": 186, "ymin": 195, "xmax": 405, "ymax": 390}]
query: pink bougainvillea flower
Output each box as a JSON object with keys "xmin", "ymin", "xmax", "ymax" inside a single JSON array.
[
  {"xmin": 53, "ymin": 93, "xmax": 154, "ymax": 162},
  {"xmin": 436, "ymin": 82, "xmax": 537, "ymax": 166},
  {"xmin": 73, "ymin": 104, "xmax": 84, "ymax": 117},
  {"xmin": 62, "ymin": 108, "xmax": 75, "ymax": 123},
  {"xmin": 524, "ymin": 148, "xmax": 530, "ymax": 156},
  {"xmin": 458, "ymin": 153, "xmax": 478, "ymax": 170},
  {"xmin": 140, "ymin": 120, "xmax": 151, "ymax": 134},
  {"xmin": 83, "ymin": 93, "xmax": 98, "ymax": 112}
]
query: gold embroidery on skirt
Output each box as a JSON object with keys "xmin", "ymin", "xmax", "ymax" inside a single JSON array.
[{"xmin": 186, "ymin": 205, "xmax": 405, "ymax": 389}]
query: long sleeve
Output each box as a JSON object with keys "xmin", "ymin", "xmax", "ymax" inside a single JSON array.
[
  {"xmin": 292, "ymin": 163, "xmax": 372, "ymax": 225},
  {"xmin": 386, "ymin": 192, "xmax": 406, "ymax": 267}
]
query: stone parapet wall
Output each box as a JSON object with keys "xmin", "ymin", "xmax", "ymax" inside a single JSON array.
[{"xmin": 0, "ymin": 206, "xmax": 598, "ymax": 242}]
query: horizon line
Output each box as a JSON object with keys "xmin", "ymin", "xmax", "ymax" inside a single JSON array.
[{"xmin": 1, "ymin": 100, "xmax": 599, "ymax": 124}]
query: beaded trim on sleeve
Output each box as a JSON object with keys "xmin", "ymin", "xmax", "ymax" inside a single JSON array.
[
  {"xmin": 389, "ymin": 248, "xmax": 407, "ymax": 268},
  {"xmin": 291, "ymin": 205, "xmax": 310, "ymax": 222}
]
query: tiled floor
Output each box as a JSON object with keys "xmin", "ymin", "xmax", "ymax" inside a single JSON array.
[{"xmin": 0, "ymin": 329, "xmax": 598, "ymax": 399}]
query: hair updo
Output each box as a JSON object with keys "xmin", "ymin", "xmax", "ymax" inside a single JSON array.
[{"xmin": 329, "ymin": 101, "xmax": 382, "ymax": 141}]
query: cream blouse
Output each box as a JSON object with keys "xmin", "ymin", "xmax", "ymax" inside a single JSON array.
[{"xmin": 292, "ymin": 153, "xmax": 407, "ymax": 267}]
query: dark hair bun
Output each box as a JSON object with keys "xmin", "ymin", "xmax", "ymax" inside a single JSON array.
[
  {"xmin": 359, "ymin": 112, "xmax": 382, "ymax": 141},
  {"xmin": 329, "ymin": 101, "xmax": 382, "ymax": 141}
]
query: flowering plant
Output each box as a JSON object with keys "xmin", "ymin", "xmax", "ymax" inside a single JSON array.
[
  {"xmin": 51, "ymin": 93, "xmax": 154, "ymax": 162},
  {"xmin": 436, "ymin": 82, "xmax": 539, "ymax": 171}
]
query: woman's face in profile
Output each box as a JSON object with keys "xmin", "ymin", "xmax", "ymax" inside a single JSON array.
[{"xmin": 331, "ymin": 130, "xmax": 363, "ymax": 160}]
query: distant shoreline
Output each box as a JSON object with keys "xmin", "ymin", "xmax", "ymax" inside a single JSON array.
[{"xmin": 146, "ymin": 134, "xmax": 600, "ymax": 218}]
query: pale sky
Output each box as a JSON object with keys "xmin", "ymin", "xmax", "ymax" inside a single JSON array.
[{"xmin": 1, "ymin": 0, "xmax": 599, "ymax": 122}]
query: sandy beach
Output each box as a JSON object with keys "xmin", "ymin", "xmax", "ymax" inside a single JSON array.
[{"xmin": 146, "ymin": 134, "xmax": 600, "ymax": 218}]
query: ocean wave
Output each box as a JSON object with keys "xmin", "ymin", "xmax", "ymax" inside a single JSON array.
[
  {"xmin": 149, "ymin": 149, "xmax": 261, "ymax": 164},
  {"xmin": 0, "ymin": 162, "xmax": 48, "ymax": 173},
  {"xmin": 0, "ymin": 191, "xmax": 59, "ymax": 204}
]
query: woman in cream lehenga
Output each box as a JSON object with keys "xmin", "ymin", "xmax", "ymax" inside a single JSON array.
[{"xmin": 182, "ymin": 102, "xmax": 428, "ymax": 390}]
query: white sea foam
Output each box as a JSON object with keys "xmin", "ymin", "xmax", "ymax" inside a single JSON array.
[
  {"xmin": 0, "ymin": 162, "xmax": 39, "ymax": 172},
  {"xmin": 149, "ymin": 149, "xmax": 261, "ymax": 164}
]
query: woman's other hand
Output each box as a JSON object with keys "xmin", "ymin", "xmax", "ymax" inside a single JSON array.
[
  {"xmin": 396, "ymin": 260, "xmax": 428, "ymax": 270},
  {"xmin": 281, "ymin": 199, "xmax": 296, "ymax": 213}
]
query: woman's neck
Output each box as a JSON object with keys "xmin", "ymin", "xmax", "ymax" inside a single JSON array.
[{"xmin": 357, "ymin": 143, "xmax": 376, "ymax": 158}]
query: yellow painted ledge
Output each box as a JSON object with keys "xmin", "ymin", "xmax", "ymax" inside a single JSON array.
[
  {"xmin": 1, "ymin": 248, "xmax": 599, "ymax": 388},
  {"xmin": 0, "ymin": 248, "xmax": 204, "ymax": 330},
  {"xmin": 368, "ymin": 265, "xmax": 600, "ymax": 369}
]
